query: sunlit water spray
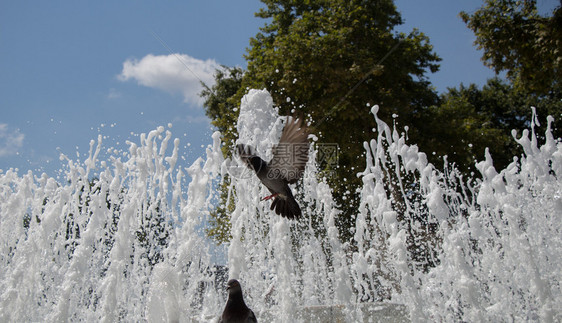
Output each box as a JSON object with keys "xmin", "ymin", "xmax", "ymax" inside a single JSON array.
[{"xmin": 1, "ymin": 89, "xmax": 560, "ymax": 322}]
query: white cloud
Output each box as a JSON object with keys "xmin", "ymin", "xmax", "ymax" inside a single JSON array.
[
  {"xmin": 118, "ymin": 53, "xmax": 220, "ymax": 106},
  {"xmin": 0, "ymin": 124, "xmax": 24, "ymax": 157}
]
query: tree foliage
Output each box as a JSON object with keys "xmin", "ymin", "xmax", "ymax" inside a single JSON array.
[
  {"xmin": 238, "ymin": 0, "xmax": 441, "ymax": 240},
  {"xmin": 201, "ymin": 66, "xmax": 245, "ymax": 157},
  {"xmin": 200, "ymin": 67, "xmax": 244, "ymax": 244},
  {"xmin": 460, "ymin": 0, "xmax": 562, "ymax": 95},
  {"xmin": 428, "ymin": 79, "xmax": 562, "ymax": 172},
  {"xmin": 448, "ymin": 0, "xmax": 562, "ymax": 170}
]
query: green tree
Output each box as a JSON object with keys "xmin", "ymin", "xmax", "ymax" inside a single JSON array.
[
  {"xmin": 201, "ymin": 66, "xmax": 245, "ymax": 157},
  {"xmin": 460, "ymin": 0, "xmax": 562, "ymax": 95},
  {"xmin": 422, "ymin": 79, "xmax": 522, "ymax": 172},
  {"xmin": 423, "ymin": 78, "xmax": 562, "ymax": 172},
  {"xmin": 200, "ymin": 67, "xmax": 244, "ymax": 244},
  {"xmin": 238, "ymin": 0, "xmax": 441, "ymax": 240},
  {"xmin": 452, "ymin": 0, "xmax": 562, "ymax": 170}
]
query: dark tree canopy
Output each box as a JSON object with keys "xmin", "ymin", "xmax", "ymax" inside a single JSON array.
[
  {"xmin": 460, "ymin": 0, "xmax": 562, "ymax": 96},
  {"xmin": 236, "ymin": 0, "xmax": 441, "ymax": 238},
  {"xmin": 454, "ymin": 0, "xmax": 562, "ymax": 170},
  {"xmin": 201, "ymin": 66, "xmax": 244, "ymax": 157}
]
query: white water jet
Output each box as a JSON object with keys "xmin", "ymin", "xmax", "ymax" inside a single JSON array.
[{"xmin": 0, "ymin": 90, "xmax": 560, "ymax": 322}]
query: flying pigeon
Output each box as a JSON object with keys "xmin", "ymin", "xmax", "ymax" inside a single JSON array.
[
  {"xmin": 219, "ymin": 279, "xmax": 257, "ymax": 323},
  {"xmin": 237, "ymin": 116, "xmax": 309, "ymax": 219}
]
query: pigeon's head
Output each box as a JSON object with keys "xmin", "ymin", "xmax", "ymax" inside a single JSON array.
[
  {"xmin": 226, "ymin": 279, "xmax": 242, "ymax": 294},
  {"xmin": 248, "ymin": 156, "xmax": 266, "ymax": 172}
]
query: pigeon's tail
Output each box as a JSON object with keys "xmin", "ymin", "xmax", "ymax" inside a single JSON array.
[{"xmin": 270, "ymin": 194, "xmax": 301, "ymax": 219}]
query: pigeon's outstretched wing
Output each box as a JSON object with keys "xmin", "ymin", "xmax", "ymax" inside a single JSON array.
[{"xmin": 268, "ymin": 116, "xmax": 309, "ymax": 184}]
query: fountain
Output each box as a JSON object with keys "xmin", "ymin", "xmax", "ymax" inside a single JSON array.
[{"xmin": 0, "ymin": 89, "xmax": 560, "ymax": 322}]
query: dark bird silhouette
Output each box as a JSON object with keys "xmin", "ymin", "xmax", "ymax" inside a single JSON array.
[
  {"xmin": 237, "ymin": 116, "xmax": 309, "ymax": 219},
  {"xmin": 219, "ymin": 279, "xmax": 257, "ymax": 323}
]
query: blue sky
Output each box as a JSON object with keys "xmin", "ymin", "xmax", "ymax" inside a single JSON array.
[{"xmin": 1, "ymin": 0, "xmax": 559, "ymax": 178}]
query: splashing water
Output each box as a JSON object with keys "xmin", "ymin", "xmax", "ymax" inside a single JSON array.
[{"xmin": 1, "ymin": 89, "xmax": 560, "ymax": 322}]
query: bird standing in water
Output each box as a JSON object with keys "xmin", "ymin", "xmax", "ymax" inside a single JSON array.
[
  {"xmin": 237, "ymin": 116, "xmax": 309, "ymax": 219},
  {"xmin": 219, "ymin": 279, "xmax": 257, "ymax": 323}
]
